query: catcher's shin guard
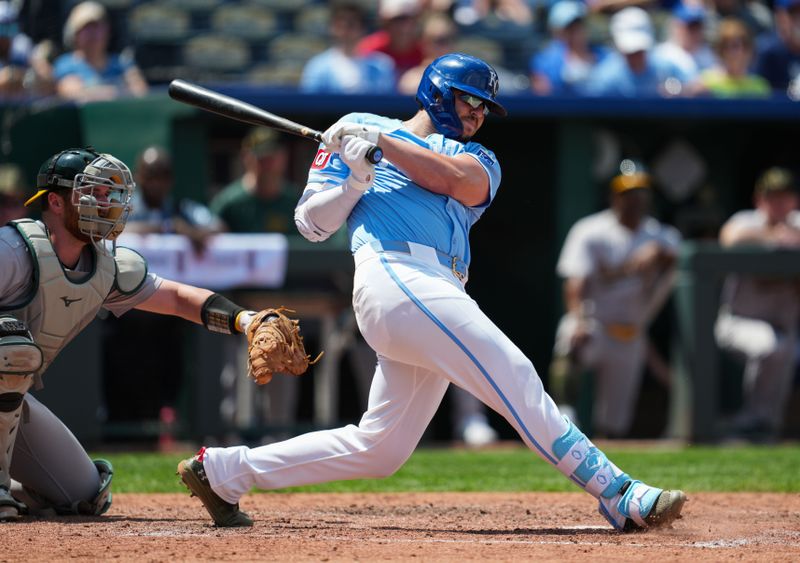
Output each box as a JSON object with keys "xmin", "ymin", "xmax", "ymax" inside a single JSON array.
[
  {"xmin": 177, "ymin": 448, "xmax": 253, "ymax": 527},
  {"xmin": 0, "ymin": 317, "xmax": 41, "ymax": 520}
]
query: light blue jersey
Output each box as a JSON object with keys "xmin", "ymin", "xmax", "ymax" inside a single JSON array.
[{"xmin": 307, "ymin": 113, "xmax": 502, "ymax": 266}]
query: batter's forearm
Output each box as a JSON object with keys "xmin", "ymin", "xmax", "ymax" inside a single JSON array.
[{"xmin": 294, "ymin": 183, "xmax": 363, "ymax": 242}]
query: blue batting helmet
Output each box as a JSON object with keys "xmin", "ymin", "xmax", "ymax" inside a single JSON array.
[{"xmin": 416, "ymin": 52, "xmax": 507, "ymax": 139}]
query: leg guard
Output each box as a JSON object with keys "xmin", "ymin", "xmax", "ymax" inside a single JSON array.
[
  {"xmin": 0, "ymin": 316, "xmax": 44, "ymax": 375},
  {"xmin": 0, "ymin": 317, "xmax": 38, "ymax": 520},
  {"xmin": 551, "ymin": 416, "xmax": 630, "ymax": 500}
]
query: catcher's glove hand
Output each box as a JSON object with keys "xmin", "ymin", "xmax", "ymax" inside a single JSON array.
[{"xmin": 245, "ymin": 307, "xmax": 321, "ymax": 385}]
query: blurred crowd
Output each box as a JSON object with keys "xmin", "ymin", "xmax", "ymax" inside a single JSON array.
[{"xmin": 2, "ymin": 0, "xmax": 800, "ymax": 101}]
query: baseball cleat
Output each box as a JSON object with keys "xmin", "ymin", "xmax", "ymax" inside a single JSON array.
[
  {"xmin": 599, "ymin": 480, "xmax": 687, "ymax": 532},
  {"xmin": 0, "ymin": 486, "xmax": 25, "ymax": 522},
  {"xmin": 623, "ymin": 488, "xmax": 687, "ymax": 532},
  {"xmin": 177, "ymin": 448, "xmax": 253, "ymax": 527}
]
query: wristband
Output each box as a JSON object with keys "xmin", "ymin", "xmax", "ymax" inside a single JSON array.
[{"xmin": 201, "ymin": 293, "xmax": 245, "ymax": 335}]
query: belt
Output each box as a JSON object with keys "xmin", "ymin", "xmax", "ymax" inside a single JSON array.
[
  {"xmin": 368, "ymin": 240, "xmax": 468, "ymax": 281},
  {"xmin": 604, "ymin": 323, "xmax": 639, "ymax": 342}
]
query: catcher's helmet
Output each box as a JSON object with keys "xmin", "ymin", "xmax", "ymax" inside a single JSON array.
[
  {"xmin": 27, "ymin": 147, "xmax": 135, "ymax": 242},
  {"xmin": 416, "ymin": 52, "xmax": 507, "ymax": 139},
  {"xmin": 27, "ymin": 147, "xmax": 100, "ymax": 205}
]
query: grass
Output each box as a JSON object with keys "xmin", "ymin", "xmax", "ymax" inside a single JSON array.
[{"xmin": 97, "ymin": 443, "xmax": 800, "ymax": 494}]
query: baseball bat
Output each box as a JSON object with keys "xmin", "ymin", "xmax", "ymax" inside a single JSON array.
[{"xmin": 168, "ymin": 79, "xmax": 383, "ymax": 164}]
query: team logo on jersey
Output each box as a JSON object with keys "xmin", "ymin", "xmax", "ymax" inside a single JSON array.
[
  {"xmin": 311, "ymin": 149, "xmax": 331, "ymax": 169},
  {"xmin": 60, "ymin": 296, "xmax": 82, "ymax": 307},
  {"xmin": 476, "ymin": 148, "xmax": 495, "ymax": 167}
]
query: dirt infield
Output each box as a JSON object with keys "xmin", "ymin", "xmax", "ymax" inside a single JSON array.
[{"xmin": 3, "ymin": 492, "xmax": 799, "ymax": 562}]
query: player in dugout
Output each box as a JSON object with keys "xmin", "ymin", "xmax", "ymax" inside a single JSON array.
[
  {"xmin": 0, "ymin": 147, "xmax": 306, "ymax": 520},
  {"xmin": 178, "ymin": 52, "xmax": 688, "ymax": 532}
]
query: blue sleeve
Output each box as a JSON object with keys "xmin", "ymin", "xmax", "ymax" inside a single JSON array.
[
  {"xmin": 52, "ymin": 54, "xmax": 75, "ymax": 80},
  {"xmin": 463, "ymin": 142, "xmax": 501, "ymax": 208}
]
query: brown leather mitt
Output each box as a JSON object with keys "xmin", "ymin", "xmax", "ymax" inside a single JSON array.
[{"xmin": 245, "ymin": 307, "xmax": 319, "ymax": 385}]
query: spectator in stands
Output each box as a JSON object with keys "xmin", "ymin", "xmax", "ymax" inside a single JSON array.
[
  {"xmin": 550, "ymin": 159, "xmax": 681, "ymax": 438},
  {"xmin": 0, "ymin": 0, "xmax": 51, "ymax": 98},
  {"xmin": 398, "ymin": 11, "xmax": 457, "ymax": 94},
  {"xmin": 452, "ymin": 0, "xmax": 534, "ymax": 29},
  {"xmin": 693, "ymin": 17, "xmax": 770, "ymax": 97},
  {"xmin": 126, "ymin": 145, "xmax": 224, "ymax": 253},
  {"xmin": 585, "ymin": 6, "xmax": 692, "ymax": 97},
  {"xmin": 357, "ymin": 0, "xmax": 425, "ymax": 79},
  {"xmin": 714, "ymin": 167, "xmax": 800, "ymax": 442},
  {"xmin": 653, "ymin": 3, "xmax": 718, "ymax": 84},
  {"xmin": 704, "ymin": 0, "xmax": 773, "ymax": 41},
  {"xmin": 0, "ymin": 163, "xmax": 27, "ymax": 224},
  {"xmin": 754, "ymin": 0, "xmax": 800, "ymax": 95},
  {"xmin": 300, "ymin": 1, "xmax": 396, "ymax": 94},
  {"xmin": 53, "ymin": 1, "xmax": 148, "ymax": 102},
  {"xmin": 529, "ymin": 0, "xmax": 609, "ymax": 96},
  {"xmin": 210, "ymin": 127, "xmax": 299, "ymax": 234}
]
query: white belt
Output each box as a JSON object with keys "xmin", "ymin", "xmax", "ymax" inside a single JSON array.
[{"xmin": 354, "ymin": 240, "xmax": 468, "ymax": 281}]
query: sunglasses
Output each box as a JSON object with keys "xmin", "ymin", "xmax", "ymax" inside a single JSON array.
[{"xmin": 457, "ymin": 93, "xmax": 489, "ymax": 115}]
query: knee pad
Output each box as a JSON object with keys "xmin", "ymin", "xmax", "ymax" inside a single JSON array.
[{"xmin": 0, "ymin": 316, "xmax": 43, "ymax": 376}]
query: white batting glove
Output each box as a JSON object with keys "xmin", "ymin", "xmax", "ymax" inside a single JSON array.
[
  {"xmin": 341, "ymin": 135, "xmax": 376, "ymax": 192},
  {"xmin": 322, "ymin": 122, "xmax": 380, "ymax": 153}
]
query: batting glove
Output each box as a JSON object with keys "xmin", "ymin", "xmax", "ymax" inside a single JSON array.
[
  {"xmin": 322, "ymin": 122, "xmax": 381, "ymax": 153},
  {"xmin": 341, "ymin": 135, "xmax": 376, "ymax": 192}
]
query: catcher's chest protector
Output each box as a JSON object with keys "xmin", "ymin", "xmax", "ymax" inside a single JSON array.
[{"xmin": 2, "ymin": 219, "xmax": 116, "ymax": 386}]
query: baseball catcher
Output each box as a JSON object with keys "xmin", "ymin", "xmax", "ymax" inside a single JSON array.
[{"xmin": 0, "ymin": 147, "xmax": 310, "ymax": 522}]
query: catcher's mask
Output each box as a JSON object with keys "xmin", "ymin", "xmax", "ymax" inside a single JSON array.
[
  {"xmin": 416, "ymin": 52, "xmax": 507, "ymax": 140},
  {"xmin": 72, "ymin": 153, "xmax": 135, "ymax": 242}
]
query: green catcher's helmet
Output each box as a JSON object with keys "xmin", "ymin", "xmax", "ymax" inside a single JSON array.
[
  {"xmin": 27, "ymin": 147, "xmax": 135, "ymax": 242},
  {"xmin": 26, "ymin": 147, "xmax": 101, "ymax": 206}
]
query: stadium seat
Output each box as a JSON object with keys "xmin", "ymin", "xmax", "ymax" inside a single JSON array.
[
  {"xmin": 267, "ymin": 32, "xmax": 327, "ymax": 64},
  {"xmin": 453, "ymin": 36, "xmax": 504, "ymax": 68},
  {"xmin": 293, "ymin": 4, "xmax": 330, "ymax": 35},
  {"xmin": 162, "ymin": 0, "xmax": 222, "ymax": 10},
  {"xmin": 183, "ymin": 33, "xmax": 252, "ymax": 72},
  {"xmin": 211, "ymin": 3, "xmax": 279, "ymax": 41},
  {"xmin": 250, "ymin": 0, "xmax": 314, "ymax": 11},
  {"xmin": 129, "ymin": 1, "xmax": 191, "ymax": 42},
  {"xmin": 246, "ymin": 60, "xmax": 306, "ymax": 87}
]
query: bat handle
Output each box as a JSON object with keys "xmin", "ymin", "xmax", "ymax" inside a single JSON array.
[{"xmin": 366, "ymin": 145, "xmax": 383, "ymax": 165}]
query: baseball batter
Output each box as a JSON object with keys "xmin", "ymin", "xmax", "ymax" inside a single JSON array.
[
  {"xmin": 179, "ymin": 53, "xmax": 687, "ymax": 531},
  {"xmin": 552, "ymin": 163, "xmax": 681, "ymax": 438},
  {"xmin": 714, "ymin": 167, "xmax": 800, "ymax": 441},
  {"xmin": 0, "ymin": 148, "xmax": 299, "ymax": 521}
]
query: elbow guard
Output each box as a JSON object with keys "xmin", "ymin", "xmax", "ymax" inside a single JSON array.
[{"xmin": 294, "ymin": 209, "xmax": 332, "ymax": 242}]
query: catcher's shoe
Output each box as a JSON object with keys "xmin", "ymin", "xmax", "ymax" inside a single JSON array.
[
  {"xmin": 599, "ymin": 480, "xmax": 687, "ymax": 532},
  {"xmin": 0, "ymin": 485, "xmax": 26, "ymax": 522},
  {"xmin": 177, "ymin": 448, "xmax": 253, "ymax": 527}
]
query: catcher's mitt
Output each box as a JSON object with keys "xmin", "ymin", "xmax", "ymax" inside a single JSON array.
[{"xmin": 245, "ymin": 307, "xmax": 321, "ymax": 385}]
